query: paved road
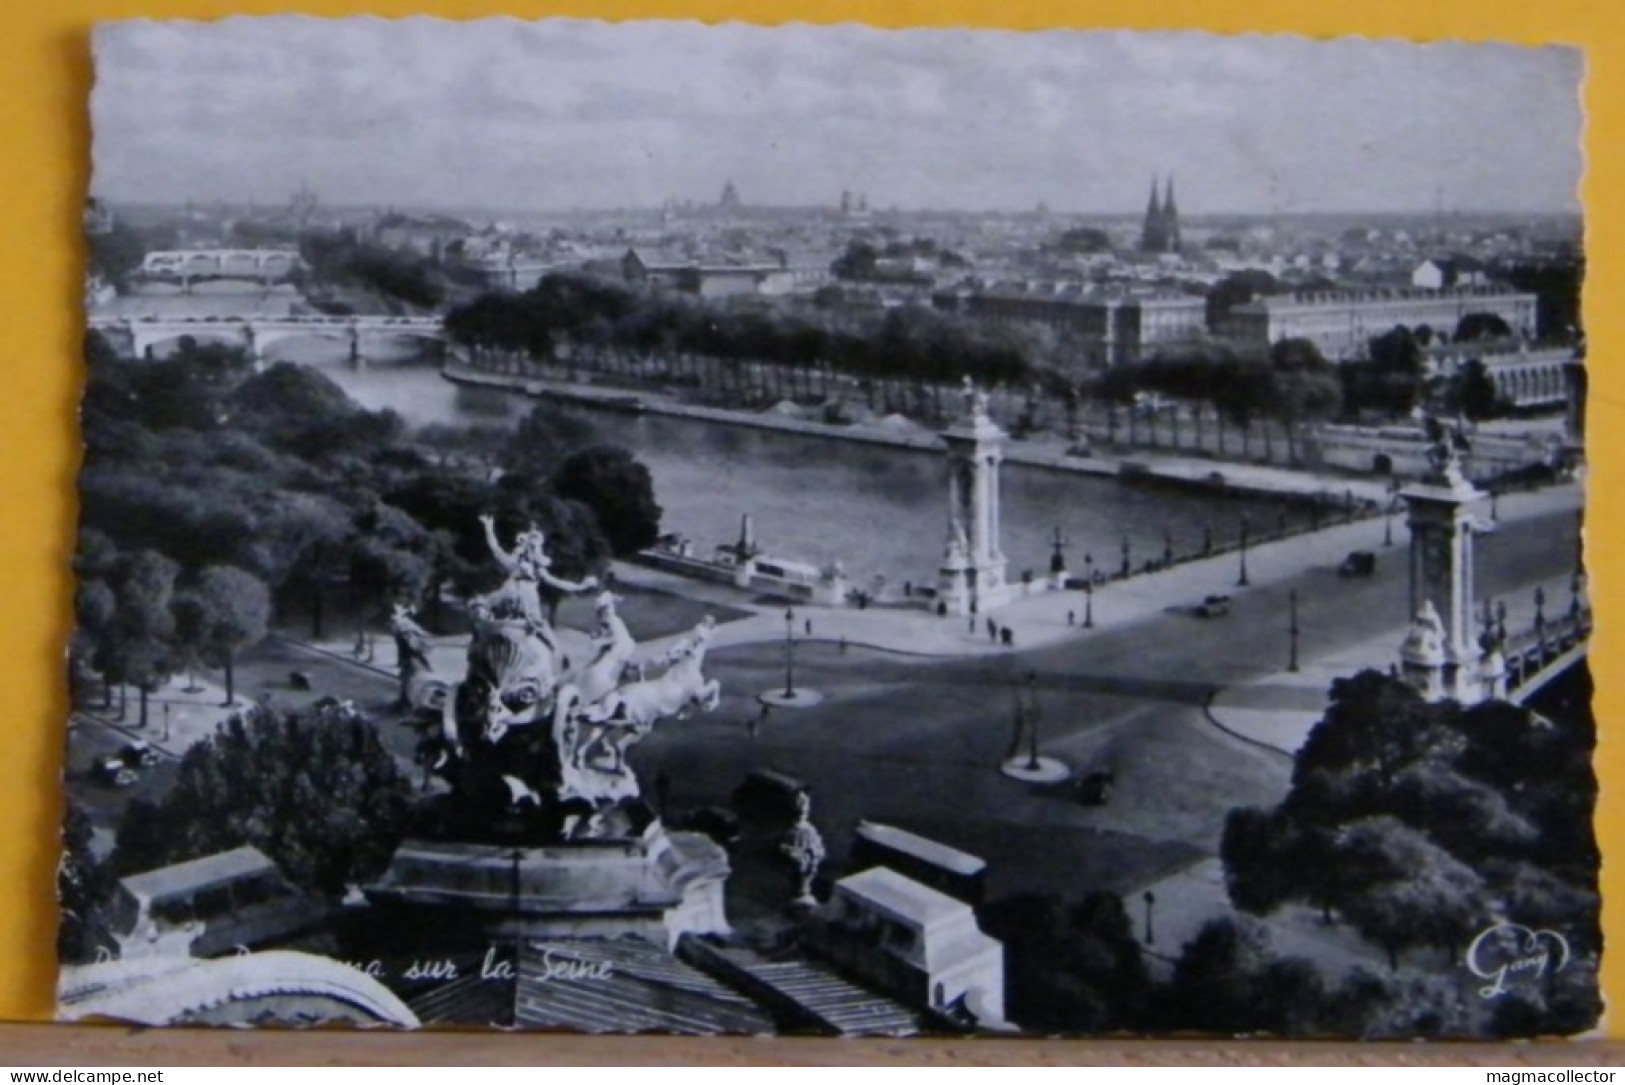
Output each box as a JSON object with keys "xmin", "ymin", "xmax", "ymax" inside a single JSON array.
[
  {"xmin": 64, "ymin": 487, "xmax": 1584, "ymax": 949},
  {"xmin": 625, "ymin": 496, "xmax": 1584, "ymax": 917}
]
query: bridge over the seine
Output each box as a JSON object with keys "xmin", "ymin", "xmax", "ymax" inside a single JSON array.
[
  {"xmin": 88, "ymin": 313, "xmax": 448, "ymax": 367},
  {"xmin": 135, "ymin": 249, "xmax": 303, "ymax": 290}
]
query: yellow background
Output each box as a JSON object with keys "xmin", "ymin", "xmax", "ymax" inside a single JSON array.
[{"xmin": 1, "ymin": 0, "xmax": 1617, "ymax": 1039}]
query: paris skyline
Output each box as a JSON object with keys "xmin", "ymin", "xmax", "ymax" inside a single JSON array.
[{"xmin": 91, "ymin": 18, "xmax": 1584, "ymax": 217}]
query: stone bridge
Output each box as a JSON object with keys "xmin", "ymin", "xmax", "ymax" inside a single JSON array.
[
  {"xmin": 1502, "ymin": 609, "xmax": 1590, "ymax": 705},
  {"xmin": 88, "ymin": 313, "xmax": 447, "ymax": 367},
  {"xmin": 136, "ymin": 249, "xmax": 303, "ymax": 288}
]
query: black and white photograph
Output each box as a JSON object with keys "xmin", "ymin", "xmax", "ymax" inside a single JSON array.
[{"xmin": 61, "ymin": 17, "xmax": 1596, "ymax": 1038}]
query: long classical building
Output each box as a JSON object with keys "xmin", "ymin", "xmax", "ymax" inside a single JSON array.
[
  {"xmin": 933, "ymin": 284, "xmax": 1206, "ymax": 367},
  {"xmin": 1219, "ymin": 286, "xmax": 1539, "ymax": 361}
]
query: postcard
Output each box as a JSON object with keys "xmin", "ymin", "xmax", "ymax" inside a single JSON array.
[{"xmin": 61, "ymin": 17, "xmax": 1595, "ymax": 1037}]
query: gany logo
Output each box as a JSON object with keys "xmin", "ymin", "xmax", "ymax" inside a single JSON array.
[{"xmin": 1464, "ymin": 923, "xmax": 1571, "ymax": 999}]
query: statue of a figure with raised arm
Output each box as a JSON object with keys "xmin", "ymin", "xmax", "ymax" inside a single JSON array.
[{"xmin": 472, "ymin": 513, "xmax": 599, "ymax": 648}]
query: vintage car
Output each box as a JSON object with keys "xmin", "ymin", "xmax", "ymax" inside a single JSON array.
[
  {"xmin": 120, "ymin": 741, "xmax": 159, "ymax": 768},
  {"xmin": 94, "ymin": 756, "xmax": 138, "ymax": 789},
  {"xmin": 1338, "ymin": 551, "xmax": 1377, "ymax": 578},
  {"xmin": 1196, "ymin": 594, "xmax": 1232, "ymax": 618}
]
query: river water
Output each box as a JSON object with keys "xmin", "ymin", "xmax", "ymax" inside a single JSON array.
[
  {"xmin": 93, "ymin": 285, "xmax": 1295, "ymax": 590},
  {"xmin": 294, "ymin": 350, "xmax": 1296, "ymax": 591}
]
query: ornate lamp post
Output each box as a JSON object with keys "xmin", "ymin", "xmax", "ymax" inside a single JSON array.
[
  {"xmin": 1237, "ymin": 514, "xmax": 1251, "ymax": 587},
  {"xmin": 1288, "ymin": 590, "xmax": 1300, "ymax": 673},
  {"xmin": 1024, "ymin": 671, "xmax": 1041, "ymax": 772},
  {"xmin": 782, "ymin": 607, "xmax": 797, "ymax": 698},
  {"xmin": 1084, "ymin": 581, "xmax": 1095, "ymax": 629},
  {"xmin": 1383, "ymin": 497, "xmax": 1395, "ymax": 547}
]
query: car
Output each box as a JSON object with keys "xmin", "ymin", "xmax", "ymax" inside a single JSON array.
[
  {"xmin": 1338, "ymin": 551, "xmax": 1377, "ymax": 578},
  {"xmin": 119, "ymin": 741, "xmax": 159, "ymax": 768},
  {"xmin": 93, "ymin": 756, "xmax": 138, "ymax": 789},
  {"xmin": 1076, "ymin": 770, "xmax": 1116, "ymax": 806},
  {"xmin": 1197, "ymin": 594, "xmax": 1232, "ymax": 618}
]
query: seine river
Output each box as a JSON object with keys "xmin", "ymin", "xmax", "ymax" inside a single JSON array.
[{"xmin": 100, "ymin": 285, "xmax": 1296, "ymax": 590}]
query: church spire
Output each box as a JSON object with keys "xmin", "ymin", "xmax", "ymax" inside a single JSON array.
[
  {"xmin": 1146, "ymin": 174, "xmax": 1162, "ymax": 218},
  {"xmin": 1163, "ymin": 175, "xmax": 1177, "ymax": 217}
]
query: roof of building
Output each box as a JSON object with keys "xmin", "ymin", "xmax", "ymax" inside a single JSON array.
[
  {"xmin": 835, "ymin": 867, "xmax": 969, "ymax": 929},
  {"xmin": 120, "ymin": 846, "xmax": 279, "ymax": 903},
  {"xmin": 855, "ymin": 821, "xmax": 986, "ymax": 877}
]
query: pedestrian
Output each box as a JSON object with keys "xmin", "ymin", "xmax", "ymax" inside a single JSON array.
[
  {"xmin": 1067, "ymin": 610, "xmax": 1075, "ymax": 627},
  {"xmin": 968, "ymin": 614, "xmax": 976, "ymax": 634},
  {"xmin": 805, "ymin": 617, "xmax": 813, "ymax": 637},
  {"xmin": 987, "ymin": 617, "xmax": 997, "ymax": 643}
]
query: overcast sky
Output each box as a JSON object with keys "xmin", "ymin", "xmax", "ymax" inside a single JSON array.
[{"xmin": 91, "ymin": 18, "xmax": 1584, "ymax": 215}]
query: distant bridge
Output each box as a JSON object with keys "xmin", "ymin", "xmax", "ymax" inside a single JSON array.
[
  {"xmin": 136, "ymin": 248, "xmax": 303, "ymax": 289},
  {"xmin": 88, "ymin": 313, "xmax": 447, "ymax": 367}
]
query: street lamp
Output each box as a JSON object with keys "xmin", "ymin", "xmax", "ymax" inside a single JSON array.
[
  {"xmin": 1142, "ymin": 890, "xmax": 1156, "ymax": 946},
  {"xmin": 782, "ymin": 608, "xmax": 797, "ymax": 698},
  {"xmin": 1084, "ymin": 581, "xmax": 1095, "ymax": 629},
  {"xmin": 1288, "ymin": 590, "xmax": 1300, "ymax": 673},
  {"xmin": 1025, "ymin": 672, "xmax": 1041, "ymax": 772},
  {"xmin": 1120, "ymin": 534, "xmax": 1132, "ymax": 579},
  {"xmin": 1237, "ymin": 514, "xmax": 1251, "ymax": 587},
  {"xmin": 1383, "ymin": 498, "xmax": 1395, "ymax": 548}
]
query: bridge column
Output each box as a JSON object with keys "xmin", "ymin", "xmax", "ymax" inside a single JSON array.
[
  {"xmin": 242, "ymin": 325, "xmax": 264, "ymax": 371},
  {"xmin": 1397, "ymin": 437, "xmax": 1490, "ymax": 704}
]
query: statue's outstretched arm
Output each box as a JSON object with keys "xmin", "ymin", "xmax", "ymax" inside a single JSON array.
[
  {"xmin": 536, "ymin": 567, "xmax": 599, "ymax": 595},
  {"xmin": 479, "ymin": 513, "xmax": 520, "ymax": 574}
]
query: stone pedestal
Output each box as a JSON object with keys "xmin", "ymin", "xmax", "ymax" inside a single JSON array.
[{"xmin": 366, "ymin": 822, "xmax": 731, "ymax": 949}]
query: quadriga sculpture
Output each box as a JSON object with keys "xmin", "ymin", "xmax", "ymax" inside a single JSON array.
[{"xmin": 415, "ymin": 516, "xmax": 723, "ymax": 841}]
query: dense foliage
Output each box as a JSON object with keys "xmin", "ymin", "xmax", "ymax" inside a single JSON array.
[{"xmin": 112, "ymin": 701, "xmax": 414, "ymax": 898}]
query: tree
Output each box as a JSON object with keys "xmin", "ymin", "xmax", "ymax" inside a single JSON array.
[
  {"xmin": 180, "ymin": 565, "xmax": 273, "ymax": 706},
  {"xmin": 112, "ymin": 701, "xmax": 413, "ymax": 899},
  {"xmin": 499, "ymin": 402, "xmax": 601, "ymax": 482},
  {"xmin": 551, "ymin": 446, "xmax": 663, "ymax": 556},
  {"xmin": 1152, "ymin": 916, "xmax": 1326, "ymax": 1035},
  {"xmin": 113, "ymin": 551, "xmax": 181, "ymax": 729},
  {"xmin": 1331, "ymin": 816, "xmax": 1488, "ymax": 970},
  {"xmin": 1220, "ymin": 668, "xmax": 1600, "ymax": 1033},
  {"xmin": 1267, "ymin": 338, "xmax": 1342, "ymax": 462},
  {"xmin": 1205, "ymin": 269, "xmax": 1280, "ymax": 328},
  {"xmin": 980, "ymin": 891, "xmax": 1149, "ymax": 1032},
  {"xmin": 58, "ymin": 801, "xmax": 117, "ymax": 964},
  {"xmin": 1443, "ymin": 359, "xmax": 1505, "ymax": 422},
  {"xmin": 1455, "ymin": 312, "xmax": 1514, "ymax": 342}
]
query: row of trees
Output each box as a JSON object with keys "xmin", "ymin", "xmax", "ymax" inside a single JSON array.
[
  {"xmin": 1090, "ymin": 337, "xmax": 1343, "ymax": 462},
  {"xmin": 298, "ymin": 229, "xmax": 447, "ymax": 310},
  {"xmin": 1218, "ymin": 669, "xmax": 1599, "ymax": 1036},
  {"xmin": 985, "ymin": 666, "xmax": 1599, "ymax": 1039},
  {"xmin": 76, "ymin": 333, "xmax": 662, "ymax": 714},
  {"xmin": 444, "ymin": 273, "xmax": 1037, "ymax": 393}
]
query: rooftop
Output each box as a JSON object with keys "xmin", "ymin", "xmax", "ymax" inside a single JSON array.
[{"xmin": 120, "ymin": 846, "xmax": 278, "ymax": 902}]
